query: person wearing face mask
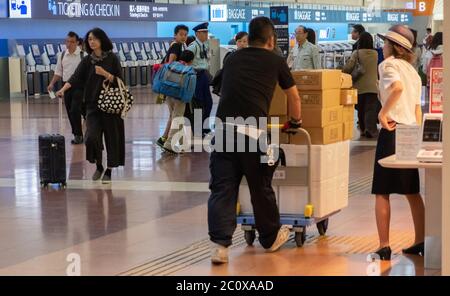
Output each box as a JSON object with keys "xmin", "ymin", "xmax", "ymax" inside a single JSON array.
[
  {"xmin": 57, "ymin": 28, "xmax": 124, "ymax": 185},
  {"xmin": 208, "ymin": 17, "xmax": 302, "ymax": 264}
]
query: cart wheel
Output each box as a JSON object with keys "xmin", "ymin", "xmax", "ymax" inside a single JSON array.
[
  {"xmin": 244, "ymin": 230, "xmax": 256, "ymax": 246},
  {"xmin": 295, "ymin": 227, "xmax": 306, "ymax": 247},
  {"xmin": 317, "ymin": 218, "xmax": 329, "ymax": 236}
]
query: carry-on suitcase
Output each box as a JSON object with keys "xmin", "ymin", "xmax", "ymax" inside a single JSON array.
[{"xmin": 38, "ymin": 96, "xmax": 67, "ymax": 188}]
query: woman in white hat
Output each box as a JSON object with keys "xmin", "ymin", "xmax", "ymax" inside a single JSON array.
[{"xmin": 372, "ymin": 25, "xmax": 424, "ymax": 260}]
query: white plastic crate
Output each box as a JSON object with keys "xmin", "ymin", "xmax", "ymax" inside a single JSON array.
[
  {"xmin": 277, "ymin": 172, "xmax": 348, "ymax": 218},
  {"xmin": 280, "ymin": 141, "xmax": 350, "ymax": 182},
  {"xmin": 239, "ymin": 185, "xmax": 279, "ymax": 214}
]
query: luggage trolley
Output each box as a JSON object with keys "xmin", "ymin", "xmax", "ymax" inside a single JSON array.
[{"xmin": 236, "ymin": 128, "xmax": 339, "ymax": 247}]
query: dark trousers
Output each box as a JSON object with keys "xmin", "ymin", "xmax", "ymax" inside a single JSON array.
[
  {"xmin": 64, "ymin": 87, "xmax": 84, "ymax": 137},
  {"xmin": 208, "ymin": 133, "xmax": 281, "ymax": 248},
  {"xmin": 195, "ymin": 70, "xmax": 213, "ymax": 133},
  {"xmin": 85, "ymin": 110, "xmax": 125, "ymax": 168},
  {"xmin": 355, "ymin": 93, "xmax": 380, "ymax": 135}
]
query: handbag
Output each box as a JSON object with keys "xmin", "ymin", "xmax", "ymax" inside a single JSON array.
[
  {"xmin": 97, "ymin": 77, "xmax": 134, "ymax": 118},
  {"xmin": 351, "ymin": 50, "xmax": 365, "ymax": 82}
]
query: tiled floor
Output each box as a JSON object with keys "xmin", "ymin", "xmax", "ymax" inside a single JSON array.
[{"xmin": 0, "ymin": 88, "xmax": 433, "ymax": 276}]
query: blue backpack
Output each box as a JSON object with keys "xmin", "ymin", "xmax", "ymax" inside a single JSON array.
[{"xmin": 152, "ymin": 62, "xmax": 197, "ymax": 103}]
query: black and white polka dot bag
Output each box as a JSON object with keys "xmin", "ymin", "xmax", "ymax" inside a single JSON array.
[{"xmin": 97, "ymin": 77, "xmax": 134, "ymax": 118}]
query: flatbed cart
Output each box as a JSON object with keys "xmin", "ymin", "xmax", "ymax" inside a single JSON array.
[{"xmin": 236, "ymin": 128, "xmax": 341, "ymax": 247}]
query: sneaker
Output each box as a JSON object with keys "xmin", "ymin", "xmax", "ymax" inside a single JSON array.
[
  {"xmin": 267, "ymin": 226, "xmax": 290, "ymax": 253},
  {"xmin": 102, "ymin": 173, "xmax": 111, "ymax": 184},
  {"xmin": 92, "ymin": 170, "xmax": 104, "ymax": 181},
  {"xmin": 210, "ymin": 242, "xmax": 229, "ymax": 264},
  {"xmin": 71, "ymin": 135, "xmax": 84, "ymax": 145},
  {"xmin": 156, "ymin": 137, "xmax": 166, "ymax": 148},
  {"xmin": 162, "ymin": 145, "xmax": 179, "ymax": 155}
]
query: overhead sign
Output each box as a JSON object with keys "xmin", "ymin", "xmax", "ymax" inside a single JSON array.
[
  {"xmin": 0, "ymin": 0, "xmax": 7, "ymax": 18},
  {"xmin": 210, "ymin": 4, "xmax": 228, "ymax": 22},
  {"xmin": 210, "ymin": 5, "xmax": 268, "ymax": 22},
  {"xmin": 29, "ymin": 0, "xmax": 209, "ymax": 21},
  {"xmin": 413, "ymin": 0, "xmax": 435, "ymax": 16},
  {"xmin": 9, "ymin": 0, "xmax": 32, "ymax": 18}
]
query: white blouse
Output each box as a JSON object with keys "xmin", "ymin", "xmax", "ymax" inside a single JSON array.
[{"xmin": 378, "ymin": 56, "xmax": 422, "ymax": 125}]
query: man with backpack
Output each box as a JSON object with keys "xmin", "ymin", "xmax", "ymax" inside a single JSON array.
[
  {"xmin": 152, "ymin": 50, "xmax": 197, "ymax": 154},
  {"xmin": 48, "ymin": 31, "xmax": 85, "ymax": 145}
]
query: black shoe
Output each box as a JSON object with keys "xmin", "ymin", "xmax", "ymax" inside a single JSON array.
[
  {"xmin": 156, "ymin": 137, "xmax": 166, "ymax": 148},
  {"xmin": 92, "ymin": 170, "xmax": 104, "ymax": 181},
  {"xmin": 373, "ymin": 247, "xmax": 392, "ymax": 261},
  {"xmin": 71, "ymin": 135, "xmax": 84, "ymax": 145},
  {"xmin": 402, "ymin": 242, "xmax": 424, "ymax": 256},
  {"xmin": 161, "ymin": 145, "xmax": 179, "ymax": 155},
  {"xmin": 102, "ymin": 168, "xmax": 112, "ymax": 184}
]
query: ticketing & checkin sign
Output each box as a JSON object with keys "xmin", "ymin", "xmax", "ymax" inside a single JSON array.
[{"xmin": 15, "ymin": 0, "xmax": 209, "ymax": 21}]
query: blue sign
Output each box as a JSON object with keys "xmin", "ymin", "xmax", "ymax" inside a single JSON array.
[
  {"xmin": 27, "ymin": 0, "xmax": 209, "ymax": 21},
  {"xmin": 0, "ymin": 0, "xmax": 8, "ymax": 18},
  {"xmin": 9, "ymin": 0, "xmax": 32, "ymax": 18},
  {"xmin": 270, "ymin": 6, "xmax": 289, "ymax": 57}
]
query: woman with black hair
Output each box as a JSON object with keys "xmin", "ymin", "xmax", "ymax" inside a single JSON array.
[
  {"xmin": 57, "ymin": 28, "xmax": 124, "ymax": 184},
  {"xmin": 343, "ymin": 31, "xmax": 379, "ymax": 138}
]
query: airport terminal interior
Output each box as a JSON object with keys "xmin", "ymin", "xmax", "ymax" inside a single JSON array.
[{"xmin": 0, "ymin": 0, "xmax": 449, "ymax": 276}]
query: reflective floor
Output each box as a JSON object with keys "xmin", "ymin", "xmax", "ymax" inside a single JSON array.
[{"xmin": 0, "ymin": 88, "xmax": 436, "ymax": 276}]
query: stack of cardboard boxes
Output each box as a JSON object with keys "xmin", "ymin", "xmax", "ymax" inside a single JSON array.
[
  {"xmin": 340, "ymin": 73, "xmax": 358, "ymax": 141},
  {"xmin": 238, "ymin": 70, "xmax": 357, "ymax": 218},
  {"xmin": 268, "ymin": 85, "xmax": 290, "ymax": 144}
]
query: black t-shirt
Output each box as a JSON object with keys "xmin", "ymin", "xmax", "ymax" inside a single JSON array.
[
  {"xmin": 165, "ymin": 42, "xmax": 183, "ymax": 62},
  {"xmin": 216, "ymin": 47, "xmax": 295, "ymax": 121}
]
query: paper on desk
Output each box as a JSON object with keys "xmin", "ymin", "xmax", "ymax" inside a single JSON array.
[{"xmin": 396, "ymin": 124, "xmax": 420, "ymax": 161}]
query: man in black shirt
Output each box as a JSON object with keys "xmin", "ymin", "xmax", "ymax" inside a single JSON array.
[{"xmin": 209, "ymin": 17, "xmax": 302, "ymax": 264}]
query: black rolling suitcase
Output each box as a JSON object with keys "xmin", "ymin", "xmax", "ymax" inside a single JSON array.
[{"xmin": 39, "ymin": 96, "xmax": 67, "ymax": 188}]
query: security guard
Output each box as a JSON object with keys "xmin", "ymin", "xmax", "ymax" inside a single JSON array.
[{"xmin": 188, "ymin": 22, "xmax": 213, "ymax": 135}]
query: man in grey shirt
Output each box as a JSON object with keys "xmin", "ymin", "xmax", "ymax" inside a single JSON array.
[{"xmin": 287, "ymin": 26, "xmax": 321, "ymax": 70}]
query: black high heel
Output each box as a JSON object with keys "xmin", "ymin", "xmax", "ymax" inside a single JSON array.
[
  {"xmin": 373, "ymin": 246, "xmax": 392, "ymax": 261},
  {"xmin": 402, "ymin": 242, "xmax": 424, "ymax": 256}
]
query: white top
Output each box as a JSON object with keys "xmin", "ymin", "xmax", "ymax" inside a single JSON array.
[
  {"xmin": 54, "ymin": 47, "xmax": 83, "ymax": 82},
  {"xmin": 378, "ymin": 56, "xmax": 422, "ymax": 125}
]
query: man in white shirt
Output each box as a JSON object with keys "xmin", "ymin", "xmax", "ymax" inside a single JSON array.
[{"xmin": 48, "ymin": 31, "xmax": 84, "ymax": 144}]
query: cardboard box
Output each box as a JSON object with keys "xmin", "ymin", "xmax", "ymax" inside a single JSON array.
[
  {"xmin": 343, "ymin": 121, "xmax": 354, "ymax": 140},
  {"xmin": 342, "ymin": 105, "xmax": 355, "ymax": 122},
  {"xmin": 341, "ymin": 73, "xmax": 353, "ymax": 89},
  {"xmin": 290, "ymin": 123, "xmax": 343, "ymax": 145},
  {"xmin": 299, "ymin": 89, "xmax": 341, "ymax": 108},
  {"xmin": 340, "ymin": 89, "xmax": 358, "ymax": 105},
  {"xmin": 301, "ymin": 106, "xmax": 343, "ymax": 128},
  {"xmin": 269, "ymin": 84, "xmax": 287, "ymax": 115},
  {"xmin": 292, "ymin": 69, "xmax": 342, "ymax": 90}
]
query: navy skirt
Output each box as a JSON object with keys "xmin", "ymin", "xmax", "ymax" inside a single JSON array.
[{"xmin": 371, "ymin": 128, "xmax": 420, "ymax": 195}]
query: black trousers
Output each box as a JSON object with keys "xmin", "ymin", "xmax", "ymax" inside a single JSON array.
[
  {"xmin": 355, "ymin": 93, "xmax": 380, "ymax": 135},
  {"xmin": 85, "ymin": 109, "xmax": 125, "ymax": 168},
  {"xmin": 63, "ymin": 87, "xmax": 84, "ymax": 137},
  {"xmin": 208, "ymin": 132, "xmax": 280, "ymax": 248}
]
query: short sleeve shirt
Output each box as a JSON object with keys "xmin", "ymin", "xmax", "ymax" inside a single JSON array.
[
  {"xmin": 216, "ymin": 47, "xmax": 295, "ymax": 121},
  {"xmin": 378, "ymin": 56, "xmax": 422, "ymax": 125}
]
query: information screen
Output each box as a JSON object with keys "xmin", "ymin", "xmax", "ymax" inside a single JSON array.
[{"xmin": 422, "ymin": 119, "xmax": 442, "ymax": 142}]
